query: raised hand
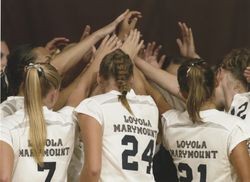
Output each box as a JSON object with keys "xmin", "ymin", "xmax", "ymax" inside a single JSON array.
[
  {"xmin": 118, "ymin": 11, "xmax": 142, "ymax": 40},
  {"xmin": 96, "ymin": 9, "xmax": 129, "ymax": 39},
  {"xmin": 244, "ymin": 66, "xmax": 250, "ymax": 83},
  {"xmin": 79, "ymin": 25, "xmax": 96, "ymax": 62},
  {"xmin": 176, "ymin": 22, "xmax": 200, "ymax": 58},
  {"xmin": 140, "ymin": 42, "xmax": 166, "ymax": 69},
  {"xmin": 121, "ymin": 29, "xmax": 144, "ymax": 60},
  {"xmin": 93, "ymin": 34, "xmax": 122, "ymax": 63},
  {"xmin": 45, "ymin": 37, "xmax": 70, "ymax": 53}
]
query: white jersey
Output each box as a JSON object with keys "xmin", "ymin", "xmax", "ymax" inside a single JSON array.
[
  {"xmin": 0, "ymin": 96, "xmax": 24, "ymax": 119},
  {"xmin": 229, "ymin": 92, "xmax": 250, "ymax": 121},
  {"xmin": 75, "ymin": 90, "xmax": 159, "ymax": 182},
  {"xmin": 229, "ymin": 92, "xmax": 250, "ymax": 153},
  {"xmin": 0, "ymin": 106, "xmax": 75, "ymax": 182},
  {"xmin": 162, "ymin": 109, "xmax": 249, "ymax": 182}
]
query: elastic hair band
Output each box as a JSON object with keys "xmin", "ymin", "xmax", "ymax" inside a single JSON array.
[{"xmin": 25, "ymin": 63, "xmax": 45, "ymax": 77}]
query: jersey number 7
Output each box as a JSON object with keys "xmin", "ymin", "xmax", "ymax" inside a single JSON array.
[{"xmin": 38, "ymin": 162, "xmax": 56, "ymax": 182}]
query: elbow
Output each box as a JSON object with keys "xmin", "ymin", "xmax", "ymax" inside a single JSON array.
[
  {"xmin": 80, "ymin": 165, "xmax": 101, "ymax": 182},
  {"xmin": 88, "ymin": 166, "xmax": 101, "ymax": 178},
  {"xmin": 0, "ymin": 176, "xmax": 11, "ymax": 182}
]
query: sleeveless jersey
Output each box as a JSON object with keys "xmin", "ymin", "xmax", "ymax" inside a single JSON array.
[
  {"xmin": 0, "ymin": 96, "xmax": 24, "ymax": 119},
  {"xmin": 162, "ymin": 109, "xmax": 249, "ymax": 182},
  {"xmin": 0, "ymin": 106, "xmax": 75, "ymax": 182},
  {"xmin": 75, "ymin": 90, "xmax": 159, "ymax": 182}
]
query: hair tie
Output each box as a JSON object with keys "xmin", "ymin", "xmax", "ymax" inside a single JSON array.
[
  {"xmin": 186, "ymin": 59, "xmax": 206, "ymax": 77},
  {"xmin": 25, "ymin": 63, "xmax": 44, "ymax": 77}
]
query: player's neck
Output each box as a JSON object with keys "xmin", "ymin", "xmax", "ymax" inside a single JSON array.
[
  {"xmin": 224, "ymin": 85, "xmax": 247, "ymax": 112},
  {"xmin": 103, "ymin": 83, "xmax": 119, "ymax": 93},
  {"xmin": 200, "ymin": 98, "xmax": 217, "ymax": 111}
]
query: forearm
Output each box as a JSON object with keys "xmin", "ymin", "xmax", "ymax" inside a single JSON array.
[
  {"xmin": 53, "ymin": 70, "xmax": 85, "ymax": 110},
  {"xmin": 132, "ymin": 66, "xmax": 147, "ymax": 95},
  {"xmin": 143, "ymin": 75, "xmax": 172, "ymax": 114},
  {"xmin": 51, "ymin": 31, "xmax": 102, "ymax": 75},
  {"xmin": 66, "ymin": 60, "xmax": 100, "ymax": 107},
  {"xmin": 134, "ymin": 66, "xmax": 171, "ymax": 114},
  {"xmin": 0, "ymin": 141, "xmax": 14, "ymax": 182},
  {"xmin": 135, "ymin": 57, "xmax": 183, "ymax": 100}
]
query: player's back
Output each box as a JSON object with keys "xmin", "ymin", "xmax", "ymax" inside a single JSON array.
[
  {"xmin": 75, "ymin": 90, "xmax": 159, "ymax": 182},
  {"xmin": 0, "ymin": 106, "xmax": 75, "ymax": 182},
  {"xmin": 162, "ymin": 109, "xmax": 249, "ymax": 182}
]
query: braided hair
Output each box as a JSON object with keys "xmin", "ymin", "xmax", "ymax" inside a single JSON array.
[{"xmin": 99, "ymin": 49, "xmax": 134, "ymax": 114}]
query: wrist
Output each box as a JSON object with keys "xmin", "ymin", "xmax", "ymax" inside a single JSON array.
[
  {"xmin": 93, "ymin": 30, "xmax": 105, "ymax": 41},
  {"xmin": 192, "ymin": 53, "xmax": 200, "ymax": 59}
]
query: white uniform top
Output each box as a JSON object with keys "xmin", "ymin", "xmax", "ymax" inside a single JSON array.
[
  {"xmin": 0, "ymin": 96, "xmax": 24, "ymax": 119},
  {"xmin": 0, "ymin": 96, "xmax": 83, "ymax": 181},
  {"xmin": 162, "ymin": 109, "xmax": 249, "ymax": 182},
  {"xmin": 0, "ymin": 106, "xmax": 75, "ymax": 182},
  {"xmin": 75, "ymin": 90, "xmax": 159, "ymax": 182},
  {"xmin": 229, "ymin": 92, "xmax": 250, "ymax": 153}
]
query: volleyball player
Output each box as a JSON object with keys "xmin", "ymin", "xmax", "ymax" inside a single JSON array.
[
  {"xmin": 75, "ymin": 30, "xmax": 159, "ymax": 181},
  {"xmin": 215, "ymin": 48, "xmax": 250, "ymax": 120},
  {"xmin": 154, "ymin": 59, "xmax": 250, "ymax": 181},
  {"xmin": 215, "ymin": 48, "xmax": 250, "ymax": 154},
  {"xmin": 0, "ymin": 63, "xmax": 76, "ymax": 181}
]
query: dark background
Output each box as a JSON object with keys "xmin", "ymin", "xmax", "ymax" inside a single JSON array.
[{"xmin": 2, "ymin": 0, "xmax": 250, "ymax": 65}]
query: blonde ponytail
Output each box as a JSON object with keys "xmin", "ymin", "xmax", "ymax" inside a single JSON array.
[
  {"xmin": 24, "ymin": 67, "xmax": 46, "ymax": 165},
  {"xmin": 24, "ymin": 63, "xmax": 61, "ymax": 165},
  {"xmin": 178, "ymin": 59, "xmax": 215, "ymax": 123}
]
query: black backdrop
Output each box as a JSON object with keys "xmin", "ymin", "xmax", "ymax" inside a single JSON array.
[{"xmin": 2, "ymin": 0, "xmax": 250, "ymax": 65}]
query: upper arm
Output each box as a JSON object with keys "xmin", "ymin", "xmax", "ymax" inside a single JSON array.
[
  {"xmin": 0, "ymin": 141, "xmax": 14, "ymax": 181},
  {"xmin": 77, "ymin": 114, "xmax": 102, "ymax": 172},
  {"xmin": 230, "ymin": 141, "xmax": 250, "ymax": 182}
]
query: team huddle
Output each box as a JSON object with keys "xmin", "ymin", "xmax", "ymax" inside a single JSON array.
[{"xmin": 0, "ymin": 9, "xmax": 250, "ymax": 182}]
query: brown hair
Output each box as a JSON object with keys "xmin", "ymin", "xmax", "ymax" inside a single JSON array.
[
  {"xmin": 24, "ymin": 63, "xmax": 61, "ymax": 165},
  {"xmin": 178, "ymin": 59, "xmax": 215, "ymax": 123},
  {"xmin": 99, "ymin": 49, "xmax": 133, "ymax": 114},
  {"xmin": 221, "ymin": 48, "xmax": 250, "ymax": 90}
]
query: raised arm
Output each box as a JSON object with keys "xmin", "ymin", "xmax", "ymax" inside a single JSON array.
[
  {"xmin": 66, "ymin": 35, "xmax": 121, "ymax": 107},
  {"xmin": 117, "ymin": 11, "xmax": 142, "ymax": 41},
  {"xmin": 50, "ymin": 10, "xmax": 129, "ymax": 75},
  {"xmin": 176, "ymin": 22, "xmax": 200, "ymax": 59},
  {"xmin": 134, "ymin": 56, "xmax": 184, "ymax": 100},
  {"xmin": 136, "ymin": 67, "xmax": 171, "ymax": 114}
]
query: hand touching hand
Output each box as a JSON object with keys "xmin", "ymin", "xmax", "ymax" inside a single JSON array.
[
  {"xmin": 176, "ymin": 22, "xmax": 200, "ymax": 59},
  {"xmin": 118, "ymin": 11, "xmax": 142, "ymax": 40},
  {"xmin": 121, "ymin": 29, "xmax": 144, "ymax": 60},
  {"xmin": 96, "ymin": 9, "xmax": 129, "ymax": 39}
]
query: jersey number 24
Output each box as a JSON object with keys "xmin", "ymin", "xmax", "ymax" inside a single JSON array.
[{"xmin": 121, "ymin": 135, "xmax": 154, "ymax": 174}]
